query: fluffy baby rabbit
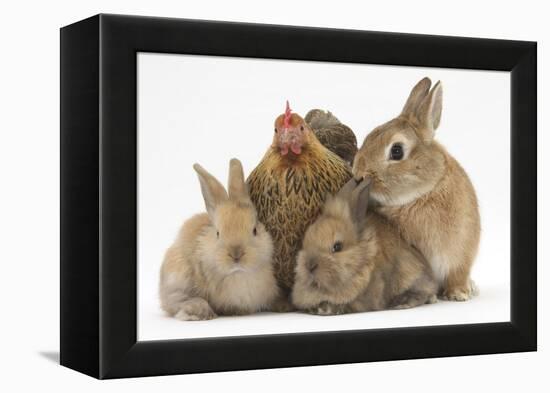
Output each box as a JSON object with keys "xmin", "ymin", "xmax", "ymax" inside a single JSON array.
[
  {"xmin": 352, "ymin": 77, "xmax": 480, "ymax": 301},
  {"xmin": 291, "ymin": 178, "xmax": 438, "ymax": 315},
  {"xmin": 159, "ymin": 159, "xmax": 280, "ymax": 320}
]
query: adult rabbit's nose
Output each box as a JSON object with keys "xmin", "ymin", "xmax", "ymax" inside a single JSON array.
[{"xmin": 351, "ymin": 165, "xmax": 366, "ymax": 182}]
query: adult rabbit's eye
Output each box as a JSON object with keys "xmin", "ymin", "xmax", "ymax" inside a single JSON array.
[
  {"xmin": 332, "ymin": 241, "xmax": 343, "ymax": 253},
  {"xmin": 390, "ymin": 143, "xmax": 404, "ymax": 160},
  {"xmin": 253, "ymin": 227, "xmax": 257, "ymax": 236}
]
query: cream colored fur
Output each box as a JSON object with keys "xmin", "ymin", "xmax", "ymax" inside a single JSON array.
[{"xmin": 159, "ymin": 159, "xmax": 280, "ymax": 320}]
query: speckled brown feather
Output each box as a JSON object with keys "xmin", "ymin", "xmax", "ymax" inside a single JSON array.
[
  {"xmin": 247, "ymin": 139, "xmax": 351, "ymax": 292},
  {"xmin": 305, "ymin": 109, "xmax": 358, "ymax": 164}
]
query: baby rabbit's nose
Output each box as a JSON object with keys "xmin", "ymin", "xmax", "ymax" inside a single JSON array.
[
  {"xmin": 307, "ymin": 259, "xmax": 318, "ymax": 273},
  {"xmin": 229, "ymin": 246, "xmax": 245, "ymax": 262}
]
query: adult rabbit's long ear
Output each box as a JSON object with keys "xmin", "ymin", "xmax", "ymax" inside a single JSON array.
[
  {"xmin": 193, "ymin": 163, "xmax": 229, "ymax": 217},
  {"xmin": 349, "ymin": 177, "xmax": 371, "ymax": 229},
  {"xmin": 401, "ymin": 77, "xmax": 432, "ymax": 117},
  {"xmin": 227, "ymin": 158, "xmax": 249, "ymax": 202},
  {"xmin": 416, "ymin": 81, "xmax": 443, "ymax": 142}
]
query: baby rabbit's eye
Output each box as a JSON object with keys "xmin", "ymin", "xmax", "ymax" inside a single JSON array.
[
  {"xmin": 332, "ymin": 241, "xmax": 343, "ymax": 253},
  {"xmin": 216, "ymin": 231, "xmax": 220, "ymax": 238},
  {"xmin": 253, "ymin": 227, "xmax": 257, "ymax": 236},
  {"xmin": 274, "ymin": 127, "xmax": 278, "ymax": 133},
  {"xmin": 390, "ymin": 143, "xmax": 404, "ymax": 161}
]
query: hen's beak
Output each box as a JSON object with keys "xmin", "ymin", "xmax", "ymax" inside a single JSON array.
[{"xmin": 278, "ymin": 127, "xmax": 304, "ymax": 155}]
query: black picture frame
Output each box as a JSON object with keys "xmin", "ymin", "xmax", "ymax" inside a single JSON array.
[{"xmin": 60, "ymin": 14, "xmax": 537, "ymax": 379}]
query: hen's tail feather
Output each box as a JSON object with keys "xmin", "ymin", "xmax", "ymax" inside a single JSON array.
[
  {"xmin": 315, "ymin": 126, "xmax": 358, "ymax": 164},
  {"xmin": 305, "ymin": 109, "xmax": 358, "ymax": 165},
  {"xmin": 305, "ymin": 109, "xmax": 342, "ymax": 129}
]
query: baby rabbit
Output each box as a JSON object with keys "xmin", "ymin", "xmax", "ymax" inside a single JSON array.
[
  {"xmin": 159, "ymin": 159, "xmax": 280, "ymax": 320},
  {"xmin": 352, "ymin": 77, "xmax": 480, "ymax": 301},
  {"xmin": 291, "ymin": 177, "xmax": 438, "ymax": 315}
]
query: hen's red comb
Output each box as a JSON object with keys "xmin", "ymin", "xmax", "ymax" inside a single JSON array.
[{"xmin": 283, "ymin": 100, "xmax": 292, "ymax": 128}]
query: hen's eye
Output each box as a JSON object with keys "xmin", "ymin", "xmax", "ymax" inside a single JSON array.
[
  {"xmin": 390, "ymin": 144, "xmax": 404, "ymax": 161},
  {"xmin": 332, "ymin": 241, "xmax": 343, "ymax": 253},
  {"xmin": 253, "ymin": 227, "xmax": 257, "ymax": 236}
]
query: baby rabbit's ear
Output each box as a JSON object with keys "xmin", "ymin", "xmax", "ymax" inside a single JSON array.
[
  {"xmin": 227, "ymin": 158, "xmax": 250, "ymax": 202},
  {"xmin": 416, "ymin": 81, "xmax": 443, "ymax": 142},
  {"xmin": 401, "ymin": 77, "xmax": 432, "ymax": 117},
  {"xmin": 336, "ymin": 177, "xmax": 359, "ymax": 200},
  {"xmin": 193, "ymin": 163, "xmax": 229, "ymax": 217},
  {"xmin": 349, "ymin": 178, "xmax": 371, "ymax": 229},
  {"xmin": 322, "ymin": 178, "xmax": 355, "ymax": 219}
]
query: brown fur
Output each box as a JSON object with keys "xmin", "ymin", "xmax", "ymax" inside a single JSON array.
[
  {"xmin": 352, "ymin": 78, "xmax": 481, "ymax": 301},
  {"xmin": 247, "ymin": 112, "xmax": 351, "ymax": 292},
  {"xmin": 291, "ymin": 178, "xmax": 438, "ymax": 314}
]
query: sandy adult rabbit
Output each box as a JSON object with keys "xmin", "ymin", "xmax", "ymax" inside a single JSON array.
[
  {"xmin": 159, "ymin": 159, "xmax": 280, "ymax": 320},
  {"xmin": 352, "ymin": 77, "xmax": 480, "ymax": 301},
  {"xmin": 291, "ymin": 178, "xmax": 437, "ymax": 315}
]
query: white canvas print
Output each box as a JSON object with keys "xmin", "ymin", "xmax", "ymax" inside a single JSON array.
[{"xmin": 137, "ymin": 52, "xmax": 510, "ymax": 341}]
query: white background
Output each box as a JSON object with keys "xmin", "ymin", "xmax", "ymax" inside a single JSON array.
[
  {"xmin": 138, "ymin": 54, "xmax": 510, "ymax": 340},
  {"xmin": 0, "ymin": 0, "xmax": 546, "ymax": 392}
]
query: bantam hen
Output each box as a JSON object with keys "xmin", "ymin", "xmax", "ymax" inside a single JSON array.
[{"xmin": 247, "ymin": 102, "xmax": 352, "ymax": 292}]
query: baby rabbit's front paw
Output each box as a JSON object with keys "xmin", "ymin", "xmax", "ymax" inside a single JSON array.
[
  {"xmin": 308, "ymin": 302, "xmax": 345, "ymax": 316},
  {"xmin": 175, "ymin": 298, "xmax": 217, "ymax": 321}
]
